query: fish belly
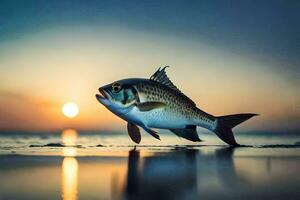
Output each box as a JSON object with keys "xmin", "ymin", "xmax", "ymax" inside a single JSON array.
[{"xmin": 123, "ymin": 107, "xmax": 189, "ymax": 129}]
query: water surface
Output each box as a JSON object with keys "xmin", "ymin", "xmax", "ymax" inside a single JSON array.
[{"xmin": 0, "ymin": 131, "xmax": 299, "ymax": 200}]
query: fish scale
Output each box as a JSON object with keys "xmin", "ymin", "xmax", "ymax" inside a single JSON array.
[{"xmin": 137, "ymin": 80, "xmax": 215, "ymax": 128}]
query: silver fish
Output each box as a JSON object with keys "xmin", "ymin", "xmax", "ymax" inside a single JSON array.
[{"xmin": 96, "ymin": 66, "xmax": 257, "ymax": 145}]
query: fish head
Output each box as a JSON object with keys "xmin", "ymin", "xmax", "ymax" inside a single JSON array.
[{"xmin": 96, "ymin": 80, "xmax": 139, "ymax": 115}]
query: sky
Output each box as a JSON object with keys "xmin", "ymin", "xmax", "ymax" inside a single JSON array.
[{"xmin": 0, "ymin": 0, "xmax": 299, "ymax": 133}]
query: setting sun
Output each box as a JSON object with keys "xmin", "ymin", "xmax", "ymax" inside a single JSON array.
[{"xmin": 62, "ymin": 102, "xmax": 79, "ymax": 118}]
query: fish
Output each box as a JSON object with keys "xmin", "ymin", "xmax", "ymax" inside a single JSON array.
[{"xmin": 95, "ymin": 66, "xmax": 258, "ymax": 146}]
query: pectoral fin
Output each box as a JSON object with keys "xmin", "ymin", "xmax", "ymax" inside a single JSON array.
[
  {"xmin": 127, "ymin": 123, "xmax": 141, "ymax": 144},
  {"xmin": 170, "ymin": 125, "xmax": 202, "ymax": 142},
  {"xmin": 141, "ymin": 126, "xmax": 160, "ymax": 140},
  {"xmin": 135, "ymin": 102, "xmax": 166, "ymax": 112}
]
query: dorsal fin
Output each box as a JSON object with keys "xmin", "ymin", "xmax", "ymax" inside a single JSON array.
[
  {"xmin": 150, "ymin": 66, "xmax": 196, "ymax": 106},
  {"xmin": 150, "ymin": 66, "xmax": 181, "ymax": 92}
]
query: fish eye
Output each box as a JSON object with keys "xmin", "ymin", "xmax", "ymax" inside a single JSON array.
[{"xmin": 112, "ymin": 82, "xmax": 122, "ymax": 93}]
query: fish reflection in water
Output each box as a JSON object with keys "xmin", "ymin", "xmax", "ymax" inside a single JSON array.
[{"xmin": 120, "ymin": 147, "xmax": 237, "ymax": 200}]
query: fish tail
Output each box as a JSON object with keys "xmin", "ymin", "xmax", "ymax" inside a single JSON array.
[{"xmin": 213, "ymin": 113, "xmax": 258, "ymax": 146}]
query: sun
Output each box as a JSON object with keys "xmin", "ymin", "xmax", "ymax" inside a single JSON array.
[{"xmin": 62, "ymin": 102, "xmax": 79, "ymax": 118}]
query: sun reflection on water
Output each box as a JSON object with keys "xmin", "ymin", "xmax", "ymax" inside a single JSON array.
[
  {"xmin": 61, "ymin": 129, "xmax": 79, "ymax": 200},
  {"xmin": 63, "ymin": 147, "xmax": 77, "ymax": 157},
  {"xmin": 62, "ymin": 129, "xmax": 78, "ymax": 146},
  {"xmin": 62, "ymin": 129, "xmax": 78, "ymax": 157},
  {"xmin": 62, "ymin": 157, "xmax": 78, "ymax": 200}
]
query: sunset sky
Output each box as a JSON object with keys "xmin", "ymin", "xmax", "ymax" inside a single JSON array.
[{"xmin": 0, "ymin": 0, "xmax": 299, "ymax": 133}]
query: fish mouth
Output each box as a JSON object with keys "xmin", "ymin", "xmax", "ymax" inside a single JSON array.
[{"xmin": 96, "ymin": 88, "xmax": 110, "ymax": 101}]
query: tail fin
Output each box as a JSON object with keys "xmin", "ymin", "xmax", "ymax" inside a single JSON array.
[{"xmin": 214, "ymin": 113, "xmax": 258, "ymax": 146}]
